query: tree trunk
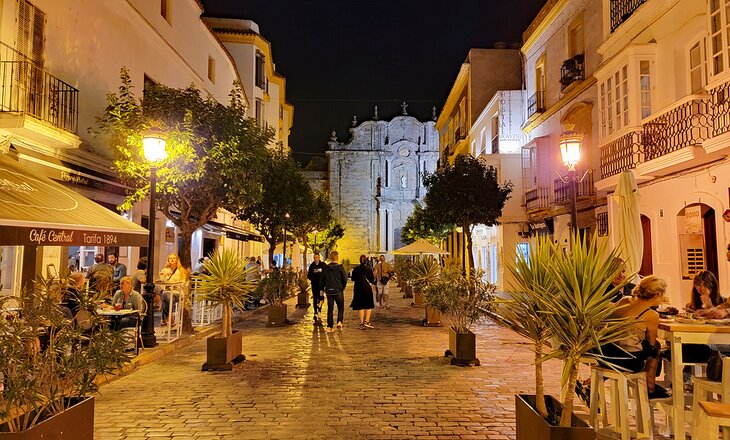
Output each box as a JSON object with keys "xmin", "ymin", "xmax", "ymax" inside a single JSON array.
[
  {"xmin": 301, "ymin": 235, "xmax": 309, "ymax": 269},
  {"xmin": 559, "ymin": 362, "xmax": 580, "ymax": 427},
  {"xmin": 222, "ymin": 304, "xmax": 232, "ymax": 338},
  {"xmin": 464, "ymin": 222, "xmax": 475, "ymax": 271},
  {"xmin": 267, "ymin": 237, "xmax": 276, "ymax": 268},
  {"xmin": 180, "ymin": 226, "xmax": 195, "ymax": 333},
  {"xmin": 534, "ymin": 341, "xmax": 548, "ymax": 419}
]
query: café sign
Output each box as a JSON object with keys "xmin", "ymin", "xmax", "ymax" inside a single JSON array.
[{"xmin": 0, "ymin": 226, "xmax": 148, "ymax": 247}]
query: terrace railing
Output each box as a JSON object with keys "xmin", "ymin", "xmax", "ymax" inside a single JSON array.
[
  {"xmin": 610, "ymin": 0, "xmax": 647, "ymax": 33},
  {"xmin": 553, "ymin": 171, "xmax": 595, "ymax": 205},
  {"xmin": 642, "ymin": 96, "xmax": 712, "ymax": 161},
  {"xmin": 527, "ymin": 91, "xmax": 545, "ymax": 118},
  {"xmin": 525, "ymin": 186, "xmax": 551, "ymax": 213}
]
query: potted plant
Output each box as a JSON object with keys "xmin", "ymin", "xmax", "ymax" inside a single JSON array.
[
  {"xmin": 197, "ymin": 249, "xmax": 258, "ymax": 371},
  {"xmin": 392, "ymin": 259, "xmax": 414, "ymax": 298},
  {"xmin": 295, "ymin": 273, "xmax": 311, "ymax": 309},
  {"xmin": 259, "ymin": 269, "xmax": 297, "ymax": 326},
  {"xmin": 424, "ymin": 264, "xmax": 495, "ymax": 365},
  {"xmin": 497, "ymin": 234, "xmax": 635, "ymax": 438},
  {"xmin": 410, "ymin": 257, "xmax": 442, "ymax": 326},
  {"xmin": 0, "ymin": 275, "xmax": 129, "ymax": 439}
]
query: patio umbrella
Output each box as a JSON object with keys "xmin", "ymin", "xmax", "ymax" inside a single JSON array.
[
  {"xmin": 613, "ymin": 170, "xmax": 643, "ymax": 277},
  {"xmin": 390, "ymin": 238, "xmax": 449, "ymax": 256}
]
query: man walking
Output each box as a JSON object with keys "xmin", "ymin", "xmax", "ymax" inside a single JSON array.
[
  {"xmin": 308, "ymin": 253, "xmax": 326, "ymax": 322},
  {"xmin": 373, "ymin": 254, "xmax": 393, "ymax": 309},
  {"xmin": 320, "ymin": 251, "xmax": 348, "ymax": 333},
  {"xmin": 108, "ymin": 253, "xmax": 127, "ymax": 292}
]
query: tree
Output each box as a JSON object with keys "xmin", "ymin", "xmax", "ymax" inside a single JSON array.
[
  {"xmin": 308, "ymin": 220, "xmax": 345, "ymax": 258},
  {"xmin": 234, "ymin": 152, "xmax": 313, "ymax": 267},
  {"xmin": 422, "ymin": 155, "xmax": 512, "ymax": 269},
  {"xmin": 94, "ymin": 68, "xmax": 272, "ymax": 271},
  {"xmin": 401, "ymin": 202, "xmax": 452, "ymax": 246},
  {"xmin": 291, "ymin": 190, "xmax": 333, "ymax": 268}
]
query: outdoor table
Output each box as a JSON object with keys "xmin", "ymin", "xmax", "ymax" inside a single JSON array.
[
  {"xmin": 97, "ymin": 308, "xmax": 141, "ymax": 354},
  {"xmin": 658, "ymin": 320, "xmax": 730, "ymax": 438}
]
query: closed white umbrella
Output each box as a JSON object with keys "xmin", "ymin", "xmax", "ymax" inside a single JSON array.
[{"xmin": 613, "ymin": 170, "xmax": 643, "ymax": 276}]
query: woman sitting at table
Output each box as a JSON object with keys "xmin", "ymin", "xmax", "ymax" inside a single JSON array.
[
  {"xmin": 159, "ymin": 253, "xmax": 188, "ymax": 326},
  {"xmin": 690, "ymin": 271, "xmax": 724, "ymax": 315},
  {"xmin": 111, "ymin": 276, "xmax": 144, "ymax": 330},
  {"xmin": 580, "ymin": 276, "xmax": 669, "ymax": 400}
]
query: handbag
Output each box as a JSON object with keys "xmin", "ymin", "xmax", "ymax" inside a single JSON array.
[{"xmin": 707, "ymin": 350, "xmax": 724, "ymax": 382}]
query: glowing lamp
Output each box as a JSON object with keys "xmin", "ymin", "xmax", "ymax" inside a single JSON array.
[
  {"xmin": 558, "ymin": 126, "xmax": 583, "ymax": 172},
  {"xmin": 142, "ymin": 128, "xmax": 167, "ymax": 163}
]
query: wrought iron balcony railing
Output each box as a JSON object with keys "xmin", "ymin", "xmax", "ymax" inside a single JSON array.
[
  {"xmin": 711, "ymin": 81, "xmax": 730, "ymax": 137},
  {"xmin": 527, "ymin": 91, "xmax": 545, "ymax": 118},
  {"xmin": 553, "ymin": 172, "xmax": 595, "ymax": 205},
  {"xmin": 599, "ymin": 130, "xmax": 643, "ymax": 178},
  {"xmin": 0, "ymin": 42, "xmax": 78, "ymax": 133},
  {"xmin": 642, "ymin": 96, "xmax": 712, "ymax": 161},
  {"xmin": 525, "ymin": 186, "xmax": 551, "ymax": 212},
  {"xmin": 610, "ymin": 0, "xmax": 647, "ymax": 33},
  {"xmin": 560, "ymin": 54, "xmax": 584, "ymax": 90}
]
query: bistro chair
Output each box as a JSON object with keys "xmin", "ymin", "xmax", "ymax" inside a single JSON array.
[
  {"xmin": 589, "ymin": 366, "xmax": 652, "ymax": 440},
  {"xmin": 696, "ymin": 401, "xmax": 730, "ymax": 439},
  {"xmin": 693, "ymin": 357, "xmax": 730, "ymax": 440},
  {"xmin": 158, "ymin": 282, "xmax": 184, "ymax": 342}
]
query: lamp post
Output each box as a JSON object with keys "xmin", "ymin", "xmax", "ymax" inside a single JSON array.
[
  {"xmin": 141, "ymin": 128, "xmax": 167, "ymax": 347},
  {"xmin": 282, "ymin": 213, "xmax": 290, "ymax": 268},
  {"xmin": 556, "ymin": 125, "xmax": 586, "ymax": 237},
  {"xmin": 313, "ymin": 229, "xmax": 318, "ymax": 257}
]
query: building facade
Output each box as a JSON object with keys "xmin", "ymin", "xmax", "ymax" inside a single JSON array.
[{"xmin": 327, "ymin": 106, "xmax": 439, "ymax": 262}]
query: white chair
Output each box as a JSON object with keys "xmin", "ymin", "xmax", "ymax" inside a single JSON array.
[
  {"xmin": 696, "ymin": 401, "xmax": 730, "ymax": 440},
  {"xmin": 589, "ymin": 366, "xmax": 653, "ymax": 440},
  {"xmin": 158, "ymin": 282, "xmax": 184, "ymax": 342},
  {"xmin": 693, "ymin": 357, "xmax": 730, "ymax": 440}
]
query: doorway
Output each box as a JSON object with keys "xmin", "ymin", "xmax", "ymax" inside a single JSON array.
[
  {"xmin": 203, "ymin": 238, "xmax": 217, "ymax": 260},
  {"xmin": 640, "ymin": 215, "xmax": 653, "ymax": 276}
]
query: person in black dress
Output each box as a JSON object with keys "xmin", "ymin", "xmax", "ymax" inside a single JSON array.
[{"xmin": 350, "ymin": 255, "xmax": 376, "ymax": 329}]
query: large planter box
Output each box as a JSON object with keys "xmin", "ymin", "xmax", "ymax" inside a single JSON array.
[
  {"xmin": 448, "ymin": 327, "xmax": 475, "ymax": 359},
  {"xmin": 268, "ymin": 304, "xmax": 288, "ymax": 326},
  {"xmin": 0, "ymin": 397, "xmax": 94, "ymax": 440},
  {"xmin": 202, "ymin": 330, "xmax": 244, "ymax": 371},
  {"xmin": 412, "ymin": 290, "xmax": 424, "ymax": 307},
  {"xmin": 423, "ymin": 307, "xmax": 443, "ymax": 327},
  {"xmin": 515, "ymin": 394, "xmax": 594, "ymax": 440},
  {"xmin": 295, "ymin": 290, "xmax": 310, "ymax": 309}
]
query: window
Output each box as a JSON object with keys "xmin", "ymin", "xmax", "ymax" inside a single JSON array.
[
  {"xmin": 491, "ymin": 114, "xmax": 499, "ymax": 154},
  {"xmin": 598, "ymin": 64, "xmax": 629, "ymax": 137},
  {"xmin": 279, "ymin": 104, "xmax": 284, "ymax": 119},
  {"xmin": 535, "ymin": 60, "xmax": 546, "ymax": 93},
  {"xmin": 690, "ymin": 41, "xmax": 707, "ymax": 93},
  {"xmin": 568, "ymin": 15, "xmax": 584, "ymax": 58},
  {"xmin": 255, "ymin": 52, "xmax": 266, "ymax": 89},
  {"xmin": 207, "ymin": 56, "xmax": 216, "ymax": 83},
  {"xmin": 160, "ymin": 0, "xmax": 171, "ymax": 24},
  {"xmin": 255, "ymin": 99, "xmax": 264, "ymax": 127},
  {"xmin": 17, "ymin": 0, "xmax": 45, "ymax": 65},
  {"xmin": 709, "ymin": 0, "xmax": 725, "ymax": 76},
  {"xmin": 640, "ymin": 61, "xmax": 652, "ymax": 119},
  {"xmin": 521, "ymin": 146, "xmax": 537, "ymax": 190},
  {"xmin": 384, "ymin": 160, "xmax": 390, "ymax": 187},
  {"xmin": 458, "ymin": 98, "xmax": 466, "ymax": 134}
]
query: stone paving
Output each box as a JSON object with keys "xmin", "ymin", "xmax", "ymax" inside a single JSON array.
[{"xmin": 93, "ymin": 286, "xmax": 571, "ymax": 439}]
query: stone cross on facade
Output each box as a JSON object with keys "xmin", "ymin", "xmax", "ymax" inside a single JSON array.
[{"xmin": 401, "ymin": 101, "xmax": 408, "ymax": 115}]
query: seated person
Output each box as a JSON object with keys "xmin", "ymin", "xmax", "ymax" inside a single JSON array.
[
  {"xmin": 131, "ymin": 258, "xmax": 147, "ymax": 293},
  {"xmin": 580, "ymin": 276, "xmax": 669, "ymax": 400},
  {"xmin": 607, "ymin": 257, "xmax": 636, "ymax": 303},
  {"xmin": 60, "ymin": 272, "xmax": 85, "ymax": 318},
  {"xmin": 110, "ymin": 276, "xmax": 144, "ymax": 330},
  {"xmin": 678, "ymin": 271, "xmax": 726, "ymax": 363},
  {"xmin": 159, "ymin": 253, "xmax": 188, "ymax": 326}
]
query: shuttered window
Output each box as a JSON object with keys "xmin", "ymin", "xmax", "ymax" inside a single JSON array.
[{"xmin": 17, "ymin": 0, "xmax": 45, "ymax": 65}]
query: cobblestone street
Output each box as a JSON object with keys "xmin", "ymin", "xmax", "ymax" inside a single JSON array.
[{"xmin": 95, "ymin": 287, "xmax": 567, "ymax": 440}]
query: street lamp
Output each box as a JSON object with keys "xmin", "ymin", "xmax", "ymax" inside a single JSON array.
[
  {"xmin": 141, "ymin": 127, "xmax": 167, "ymax": 347},
  {"xmin": 313, "ymin": 229, "xmax": 318, "ymax": 257},
  {"xmin": 555, "ymin": 125, "xmax": 588, "ymax": 236},
  {"xmin": 282, "ymin": 213, "xmax": 290, "ymax": 268}
]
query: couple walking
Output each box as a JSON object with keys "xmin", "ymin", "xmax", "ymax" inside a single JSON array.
[{"xmin": 308, "ymin": 252, "xmax": 378, "ymax": 332}]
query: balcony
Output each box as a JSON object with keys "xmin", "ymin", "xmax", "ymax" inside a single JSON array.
[
  {"xmin": 553, "ymin": 171, "xmax": 595, "ymax": 205},
  {"xmin": 610, "ymin": 0, "xmax": 647, "ymax": 33},
  {"xmin": 599, "ymin": 130, "xmax": 643, "ymax": 179},
  {"xmin": 527, "ymin": 92, "xmax": 545, "ymax": 119},
  {"xmin": 0, "ymin": 43, "xmax": 79, "ymax": 148},
  {"xmin": 560, "ymin": 54, "xmax": 584, "ymax": 91},
  {"xmin": 524, "ymin": 186, "xmax": 551, "ymax": 213}
]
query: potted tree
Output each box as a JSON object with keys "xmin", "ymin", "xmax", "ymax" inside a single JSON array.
[
  {"xmin": 424, "ymin": 265, "xmax": 495, "ymax": 365},
  {"xmin": 410, "ymin": 257, "xmax": 442, "ymax": 326},
  {"xmin": 0, "ymin": 275, "xmax": 129, "ymax": 439},
  {"xmin": 497, "ymin": 234, "xmax": 635, "ymax": 438},
  {"xmin": 259, "ymin": 269, "xmax": 297, "ymax": 326},
  {"xmin": 392, "ymin": 259, "xmax": 414, "ymax": 298},
  {"xmin": 197, "ymin": 249, "xmax": 258, "ymax": 371},
  {"xmin": 295, "ymin": 273, "xmax": 311, "ymax": 309}
]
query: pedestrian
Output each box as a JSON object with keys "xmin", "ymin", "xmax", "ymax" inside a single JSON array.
[
  {"xmin": 320, "ymin": 251, "xmax": 348, "ymax": 333},
  {"xmin": 307, "ymin": 253, "xmax": 326, "ymax": 322},
  {"xmin": 350, "ymin": 255, "xmax": 375, "ymax": 329},
  {"xmin": 86, "ymin": 253, "xmax": 113, "ymax": 295},
  {"xmin": 107, "ymin": 253, "xmax": 127, "ymax": 292},
  {"xmin": 373, "ymin": 255, "xmax": 393, "ymax": 309}
]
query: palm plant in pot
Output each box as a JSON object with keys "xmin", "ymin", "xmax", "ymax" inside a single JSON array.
[
  {"xmin": 424, "ymin": 264, "xmax": 495, "ymax": 365},
  {"xmin": 410, "ymin": 257, "xmax": 442, "ymax": 326},
  {"xmin": 498, "ymin": 234, "xmax": 636, "ymax": 438},
  {"xmin": 0, "ymin": 275, "xmax": 129, "ymax": 439},
  {"xmin": 259, "ymin": 269, "xmax": 297, "ymax": 326},
  {"xmin": 295, "ymin": 273, "xmax": 311, "ymax": 309},
  {"xmin": 197, "ymin": 249, "xmax": 258, "ymax": 371}
]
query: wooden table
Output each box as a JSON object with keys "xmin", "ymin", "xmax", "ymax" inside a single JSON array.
[{"xmin": 658, "ymin": 320, "xmax": 730, "ymax": 438}]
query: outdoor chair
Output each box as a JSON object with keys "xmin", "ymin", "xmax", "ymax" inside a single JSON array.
[
  {"xmin": 589, "ymin": 366, "xmax": 652, "ymax": 440},
  {"xmin": 693, "ymin": 357, "xmax": 730, "ymax": 440},
  {"xmin": 158, "ymin": 282, "xmax": 184, "ymax": 342},
  {"xmin": 696, "ymin": 401, "xmax": 730, "ymax": 439}
]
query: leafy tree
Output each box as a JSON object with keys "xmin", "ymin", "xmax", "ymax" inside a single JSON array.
[
  {"xmin": 308, "ymin": 221, "xmax": 345, "ymax": 258},
  {"xmin": 234, "ymin": 152, "xmax": 313, "ymax": 267},
  {"xmin": 401, "ymin": 202, "xmax": 452, "ymax": 246},
  {"xmin": 94, "ymin": 68, "xmax": 272, "ymax": 271},
  {"xmin": 291, "ymin": 190, "xmax": 333, "ymax": 268},
  {"xmin": 422, "ymin": 155, "xmax": 512, "ymax": 269}
]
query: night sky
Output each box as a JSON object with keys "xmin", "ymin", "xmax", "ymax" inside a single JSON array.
[{"xmin": 201, "ymin": 0, "xmax": 547, "ymax": 164}]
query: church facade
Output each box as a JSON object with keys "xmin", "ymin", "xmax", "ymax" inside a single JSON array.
[{"xmin": 326, "ymin": 105, "xmax": 439, "ymax": 262}]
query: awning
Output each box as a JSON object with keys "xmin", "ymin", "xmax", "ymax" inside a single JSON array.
[
  {"xmin": 0, "ymin": 154, "xmax": 149, "ymax": 246},
  {"xmin": 207, "ymin": 221, "xmax": 264, "ymax": 242},
  {"xmin": 390, "ymin": 238, "xmax": 449, "ymax": 256}
]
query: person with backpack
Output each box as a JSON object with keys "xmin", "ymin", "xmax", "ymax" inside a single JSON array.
[{"xmin": 320, "ymin": 251, "xmax": 348, "ymax": 333}]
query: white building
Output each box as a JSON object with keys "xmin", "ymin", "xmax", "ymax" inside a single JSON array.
[{"xmin": 0, "ymin": 0, "xmax": 278, "ymax": 294}]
